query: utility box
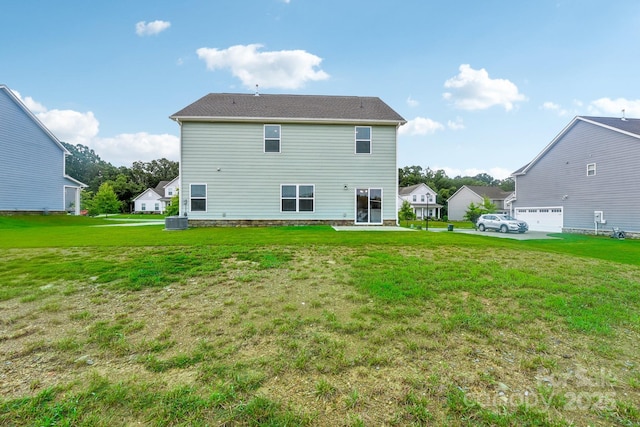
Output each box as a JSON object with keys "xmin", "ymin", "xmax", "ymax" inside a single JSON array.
[{"xmin": 165, "ymin": 216, "xmax": 188, "ymax": 230}]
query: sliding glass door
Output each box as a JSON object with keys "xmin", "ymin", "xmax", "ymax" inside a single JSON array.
[{"xmin": 355, "ymin": 188, "xmax": 382, "ymax": 224}]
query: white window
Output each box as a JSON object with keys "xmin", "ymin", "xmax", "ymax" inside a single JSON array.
[
  {"xmin": 355, "ymin": 126, "xmax": 371, "ymax": 154},
  {"xmin": 264, "ymin": 125, "xmax": 281, "ymax": 153},
  {"xmin": 168, "ymin": 189, "xmax": 173, "ymax": 196},
  {"xmin": 412, "ymin": 195, "xmax": 417, "ymax": 202},
  {"xmin": 587, "ymin": 163, "xmax": 596, "ymax": 176},
  {"xmin": 421, "ymin": 195, "xmax": 425, "ymax": 202},
  {"xmin": 141, "ymin": 203, "xmax": 146, "ymax": 211},
  {"xmin": 155, "ymin": 203, "xmax": 160, "ymax": 211},
  {"xmin": 281, "ymin": 185, "xmax": 315, "ymax": 212},
  {"xmin": 190, "ymin": 184, "xmax": 207, "ymax": 212}
]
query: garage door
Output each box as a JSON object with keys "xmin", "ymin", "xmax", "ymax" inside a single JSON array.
[{"xmin": 514, "ymin": 207, "xmax": 563, "ymax": 232}]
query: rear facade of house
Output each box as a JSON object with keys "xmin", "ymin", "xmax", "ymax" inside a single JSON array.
[
  {"xmin": 0, "ymin": 85, "xmax": 85, "ymax": 214},
  {"xmin": 512, "ymin": 116, "xmax": 640, "ymax": 235},
  {"xmin": 170, "ymin": 93, "xmax": 405, "ymax": 226}
]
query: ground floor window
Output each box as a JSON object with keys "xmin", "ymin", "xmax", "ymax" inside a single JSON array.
[
  {"xmin": 155, "ymin": 203, "xmax": 160, "ymax": 211},
  {"xmin": 141, "ymin": 203, "xmax": 146, "ymax": 211},
  {"xmin": 190, "ymin": 184, "xmax": 207, "ymax": 212},
  {"xmin": 281, "ymin": 184, "xmax": 314, "ymax": 212},
  {"xmin": 356, "ymin": 188, "xmax": 382, "ymax": 224}
]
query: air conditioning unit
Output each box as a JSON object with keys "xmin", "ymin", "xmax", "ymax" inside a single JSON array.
[{"xmin": 165, "ymin": 216, "xmax": 188, "ymax": 230}]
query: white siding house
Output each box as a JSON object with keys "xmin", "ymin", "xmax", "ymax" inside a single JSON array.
[
  {"xmin": 0, "ymin": 85, "xmax": 85, "ymax": 214},
  {"xmin": 170, "ymin": 93, "xmax": 405, "ymax": 226},
  {"xmin": 512, "ymin": 116, "xmax": 640, "ymax": 235},
  {"xmin": 132, "ymin": 177, "xmax": 179, "ymax": 214},
  {"xmin": 398, "ymin": 183, "xmax": 442, "ymax": 219}
]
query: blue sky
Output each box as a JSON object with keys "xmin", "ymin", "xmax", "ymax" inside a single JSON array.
[{"xmin": 3, "ymin": 0, "xmax": 640, "ymax": 179}]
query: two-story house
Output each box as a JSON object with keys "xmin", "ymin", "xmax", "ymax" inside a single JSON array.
[
  {"xmin": 398, "ymin": 183, "xmax": 442, "ymax": 219},
  {"xmin": 170, "ymin": 93, "xmax": 405, "ymax": 226},
  {"xmin": 133, "ymin": 176, "xmax": 179, "ymax": 214},
  {"xmin": 0, "ymin": 84, "xmax": 86, "ymax": 215},
  {"xmin": 447, "ymin": 185, "xmax": 513, "ymax": 221},
  {"xmin": 512, "ymin": 116, "xmax": 640, "ymax": 235}
]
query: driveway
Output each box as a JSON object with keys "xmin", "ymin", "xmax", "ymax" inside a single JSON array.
[{"xmin": 429, "ymin": 228, "xmax": 560, "ymax": 240}]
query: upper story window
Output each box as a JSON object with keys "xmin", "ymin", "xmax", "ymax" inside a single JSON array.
[
  {"xmin": 587, "ymin": 163, "xmax": 596, "ymax": 176},
  {"xmin": 190, "ymin": 184, "xmax": 207, "ymax": 212},
  {"xmin": 281, "ymin": 184, "xmax": 315, "ymax": 212},
  {"xmin": 412, "ymin": 195, "xmax": 417, "ymax": 202},
  {"xmin": 420, "ymin": 195, "xmax": 425, "ymax": 202},
  {"xmin": 355, "ymin": 126, "xmax": 371, "ymax": 154},
  {"xmin": 264, "ymin": 125, "xmax": 281, "ymax": 153}
]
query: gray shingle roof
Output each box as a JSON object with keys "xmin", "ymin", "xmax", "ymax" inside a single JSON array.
[
  {"xmin": 465, "ymin": 185, "xmax": 512, "ymax": 200},
  {"xmin": 170, "ymin": 93, "xmax": 406, "ymax": 124},
  {"xmin": 580, "ymin": 116, "xmax": 640, "ymax": 136}
]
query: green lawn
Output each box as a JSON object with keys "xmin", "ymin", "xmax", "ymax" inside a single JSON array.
[{"xmin": 0, "ymin": 216, "xmax": 638, "ymax": 426}]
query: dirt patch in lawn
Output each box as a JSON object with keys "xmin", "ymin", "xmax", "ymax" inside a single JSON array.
[{"xmin": 1, "ymin": 246, "xmax": 639, "ymax": 425}]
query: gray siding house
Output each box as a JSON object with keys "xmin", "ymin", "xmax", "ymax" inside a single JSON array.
[
  {"xmin": 447, "ymin": 185, "xmax": 513, "ymax": 221},
  {"xmin": 0, "ymin": 85, "xmax": 85, "ymax": 215},
  {"xmin": 170, "ymin": 93, "xmax": 405, "ymax": 226},
  {"xmin": 512, "ymin": 116, "xmax": 640, "ymax": 234}
]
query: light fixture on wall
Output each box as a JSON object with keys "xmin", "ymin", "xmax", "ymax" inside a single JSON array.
[
  {"xmin": 343, "ymin": 184, "xmax": 348, "ymax": 190},
  {"xmin": 562, "ymin": 195, "xmax": 569, "ymax": 200}
]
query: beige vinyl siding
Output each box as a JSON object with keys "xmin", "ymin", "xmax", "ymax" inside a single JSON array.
[{"xmin": 180, "ymin": 122, "xmax": 398, "ymax": 222}]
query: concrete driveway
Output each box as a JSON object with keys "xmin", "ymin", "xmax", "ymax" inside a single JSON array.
[{"xmin": 429, "ymin": 228, "xmax": 561, "ymax": 240}]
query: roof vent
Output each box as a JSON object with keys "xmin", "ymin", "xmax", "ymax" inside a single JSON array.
[
  {"xmin": 254, "ymin": 84, "xmax": 260, "ymax": 97},
  {"xmin": 622, "ymin": 109, "xmax": 626, "ymax": 121}
]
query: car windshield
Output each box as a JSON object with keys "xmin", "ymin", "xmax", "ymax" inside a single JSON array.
[{"xmin": 498, "ymin": 215, "xmax": 516, "ymax": 220}]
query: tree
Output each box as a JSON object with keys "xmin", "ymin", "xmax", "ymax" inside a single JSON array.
[
  {"xmin": 92, "ymin": 183, "xmax": 121, "ymax": 217},
  {"xmin": 106, "ymin": 174, "xmax": 144, "ymax": 213},
  {"xmin": 398, "ymin": 200, "xmax": 416, "ymax": 226},
  {"xmin": 463, "ymin": 196, "xmax": 496, "ymax": 226},
  {"xmin": 165, "ymin": 190, "xmax": 180, "ymax": 216}
]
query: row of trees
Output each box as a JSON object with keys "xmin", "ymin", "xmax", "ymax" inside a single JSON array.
[{"xmin": 63, "ymin": 142, "xmax": 178, "ymax": 213}]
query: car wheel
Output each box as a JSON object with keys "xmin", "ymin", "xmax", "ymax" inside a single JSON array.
[
  {"xmin": 478, "ymin": 224, "xmax": 485, "ymax": 231},
  {"xmin": 500, "ymin": 225, "xmax": 508, "ymax": 233}
]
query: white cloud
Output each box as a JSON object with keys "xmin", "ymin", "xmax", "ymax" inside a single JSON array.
[
  {"xmin": 588, "ymin": 97, "xmax": 640, "ymax": 118},
  {"xmin": 135, "ymin": 20, "xmax": 171, "ymax": 36},
  {"xmin": 93, "ymin": 133, "xmax": 179, "ymax": 166},
  {"xmin": 196, "ymin": 44, "xmax": 329, "ymax": 89},
  {"xmin": 443, "ymin": 64, "xmax": 526, "ymax": 111},
  {"xmin": 11, "ymin": 90, "xmax": 47, "ymax": 113},
  {"xmin": 406, "ymin": 96, "xmax": 419, "ymax": 107},
  {"xmin": 447, "ymin": 117, "xmax": 465, "ymax": 130},
  {"xmin": 541, "ymin": 101, "xmax": 569, "ymax": 117},
  {"xmin": 399, "ymin": 117, "xmax": 444, "ymax": 136},
  {"xmin": 14, "ymin": 91, "xmax": 178, "ymax": 166},
  {"xmin": 37, "ymin": 109, "xmax": 100, "ymax": 146}
]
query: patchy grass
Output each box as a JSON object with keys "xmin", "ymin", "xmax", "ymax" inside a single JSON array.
[{"xmin": 0, "ymin": 216, "xmax": 639, "ymax": 425}]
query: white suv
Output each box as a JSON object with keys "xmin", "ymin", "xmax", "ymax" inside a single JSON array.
[{"xmin": 476, "ymin": 214, "xmax": 528, "ymax": 233}]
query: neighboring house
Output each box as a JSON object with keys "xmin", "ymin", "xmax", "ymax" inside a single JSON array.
[
  {"xmin": 0, "ymin": 84, "xmax": 86, "ymax": 215},
  {"xmin": 447, "ymin": 185, "xmax": 513, "ymax": 221},
  {"xmin": 132, "ymin": 177, "xmax": 179, "ymax": 213},
  {"xmin": 398, "ymin": 183, "xmax": 442, "ymax": 219},
  {"xmin": 512, "ymin": 116, "xmax": 640, "ymax": 235},
  {"xmin": 170, "ymin": 93, "xmax": 405, "ymax": 226}
]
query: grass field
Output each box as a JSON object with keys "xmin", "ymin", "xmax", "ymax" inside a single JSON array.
[{"xmin": 0, "ymin": 216, "xmax": 638, "ymax": 426}]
